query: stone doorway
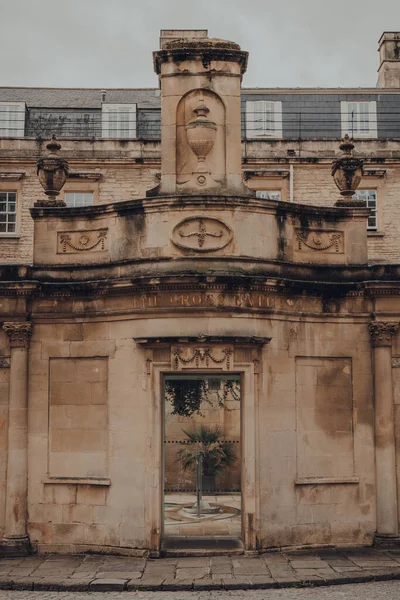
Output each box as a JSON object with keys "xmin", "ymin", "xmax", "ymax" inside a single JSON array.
[{"xmin": 162, "ymin": 373, "xmax": 242, "ymax": 550}]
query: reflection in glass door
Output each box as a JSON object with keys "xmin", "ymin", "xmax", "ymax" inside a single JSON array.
[{"xmin": 163, "ymin": 374, "xmax": 241, "ymax": 545}]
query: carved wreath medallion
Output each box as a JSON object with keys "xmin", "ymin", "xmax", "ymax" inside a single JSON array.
[
  {"xmin": 171, "ymin": 216, "xmax": 233, "ymax": 252},
  {"xmin": 57, "ymin": 229, "xmax": 108, "ymax": 254},
  {"xmin": 295, "ymin": 229, "xmax": 343, "ymax": 253}
]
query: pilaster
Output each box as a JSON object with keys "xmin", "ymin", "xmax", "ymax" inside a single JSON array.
[
  {"xmin": 369, "ymin": 321, "xmax": 400, "ymax": 546},
  {"xmin": 0, "ymin": 322, "xmax": 32, "ymax": 556}
]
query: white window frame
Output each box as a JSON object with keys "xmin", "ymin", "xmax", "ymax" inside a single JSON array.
[
  {"xmin": 101, "ymin": 103, "xmax": 136, "ymax": 139},
  {"xmin": 255, "ymin": 190, "xmax": 281, "ymax": 200},
  {"xmin": 245, "ymin": 100, "xmax": 282, "ymax": 138},
  {"xmin": 0, "ymin": 191, "xmax": 17, "ymax": 234},
  {"xmin": 0, "ymin": 102, "xmax": 25, "ymax": 137},
  {"xmin": 64, "ymin": 192, "xmax": 94, "ymax": 208},
  {"xmin": 341, "ymin": 101, "xmax": 377, "ymax": 139},
  {"xmin": 353, "ymin": 189, "xmax": 378, "ymax": 230}
]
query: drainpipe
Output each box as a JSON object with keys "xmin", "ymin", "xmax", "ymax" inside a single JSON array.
[{"xmin": 289, "ymin": 164, "xmax": 294, "ymax": 202}]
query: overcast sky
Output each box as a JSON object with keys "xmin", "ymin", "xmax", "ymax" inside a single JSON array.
[{"xmin": 0, "ymin": 0, "xmax": 399, "ymax": 89}]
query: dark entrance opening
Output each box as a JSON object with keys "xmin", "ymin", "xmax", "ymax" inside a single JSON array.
[{"xmin": 162, "ymin": 373, "xmax": 242, "ymax": 552}]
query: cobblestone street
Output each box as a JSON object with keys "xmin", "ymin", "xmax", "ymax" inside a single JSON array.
[{"xmin": 0, "ymin": 548, "xmax": 400, "ymax": 592}]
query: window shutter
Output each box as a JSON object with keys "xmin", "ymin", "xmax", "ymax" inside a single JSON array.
[
  {"xmin": 272, "ymin": 101, "xmax": 283, "ymax": 138},
  {"xmin": 368, "ymin": 101, "xmax": 377, "ymax": 137},
  {"xmin": 341, "ymin": 101, "xmax": 349, "ymax": 137}
]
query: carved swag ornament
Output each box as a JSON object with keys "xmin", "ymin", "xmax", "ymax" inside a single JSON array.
[
  {"xmin": 172, "ymin": 346, "xmax": 233, "ymax": 371},
  {"xmin": 369, "ymin": 322, "xmax": 399, "ymax": 347},
  {"xmin": 3, "ymin": 322, "xmax": 33, "ymax": 348},
  {"xmin": 296, "ymin": 230, "xmax": 343, "ymax": 253},
  {"xmin": 59, "ymin": 229, "xmax": 108, "ymax": 253}
]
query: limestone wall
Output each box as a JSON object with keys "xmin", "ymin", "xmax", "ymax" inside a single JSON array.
[
  {"xmin": 257, "ymin": 317, "xmax": 375, "ymax": 548},
  {"xmin": 28, "ymin": 319, "xmax": 147, "ymax": 552},
  {"xmin": 25, "ymin": 309, "xmax": 381, "ymax": 553},
  {"xmin": 31, "ymin": 197, "xmax": 369, "ymax": 269},
  {"xmin": 1, "ymin": 137, "xmax": 400, "ymax": 266}
]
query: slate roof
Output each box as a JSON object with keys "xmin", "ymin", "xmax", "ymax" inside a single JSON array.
[
  {"xmin": 0, "ymin": 88, "xmax": 161, "ymax": 109},
  {"xmin": 0, "ymin": 87, "xmax": 396, "ymax": 110}
]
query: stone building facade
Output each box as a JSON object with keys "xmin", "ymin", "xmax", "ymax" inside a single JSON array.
[
  {"xmin": 1, "ymin": 31, "xmax": 400, "ymax": 265},
  {"xmin": 0, "ymin": 30, "xmax": 399, "ymax": 556}
]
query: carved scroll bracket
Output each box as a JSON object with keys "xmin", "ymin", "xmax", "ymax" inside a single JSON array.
[
  {"xmin": 3, "ymin": 322, "xmax": 33, "ymax": 348},
  {"xmin": 369, "ymin": 322, "xmax": 399, "ymax": 347}
]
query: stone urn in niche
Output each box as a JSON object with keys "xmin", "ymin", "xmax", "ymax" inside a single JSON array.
[
  {"xmin": 332, "ymin": 135, "xmax": 365, "ymax": 206},
  {"xmin": 185, "ymin": 98, "xmax": 217, "ymax": 186},
  {"xmin": 36, "ymin": 136, "xmax": 69, "ymax": 207}
]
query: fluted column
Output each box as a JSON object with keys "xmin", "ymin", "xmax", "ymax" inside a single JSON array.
[
  {"xmin": 1, "ymin": 322, "xmax": 32, "ymax": 555},
  {"xmin": 369, "ymin": 321, "xmax": 399, "ymax": 542}
]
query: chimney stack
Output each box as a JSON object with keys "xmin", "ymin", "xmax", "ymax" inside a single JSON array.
[
  {"xmin": 377, "ymin": 32, "xmax": 400, "ymax": 88},
  {"xmin": 159, "ymin": 29, "xmax": 208, "ymax": 49}
]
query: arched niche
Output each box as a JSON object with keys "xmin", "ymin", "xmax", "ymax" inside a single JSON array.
[{"xmin": 176, "ymin": 88, "xmax": 226, "ymax": 191}]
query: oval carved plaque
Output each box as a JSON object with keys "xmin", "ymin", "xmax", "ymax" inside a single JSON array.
[{"xmin": 172, "ymin": 216, "xmax": 233, "ymax": 252}]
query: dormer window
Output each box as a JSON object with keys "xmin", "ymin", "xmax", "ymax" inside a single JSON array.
[
  {"xmin": 341, "ymin": 101, "xmax": 377, "ymax": 138},
  {"xmin": 0, "ymin": 102, "xmax": 25, "ymax": 137},
  {"xmin": 245, "ymin": 100, "xmax": 282, "ymax": 138},
  {"xmin": 101, "ymin": 103, "xmax": 136, "ymax": 138}
]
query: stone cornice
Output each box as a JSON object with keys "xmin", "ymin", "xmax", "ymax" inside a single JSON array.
[
  {"xmin": 154, "ymin": 46, "xmax": 248, "ymax": 75},
  {"xmin": 134, "ymin": 335, "xmax": 270, "ymax": 347},
  {"xmin": 0, "ymin": 172, "xmax": 25, "ymax": 181},
  {"xmin": 3, "ymin": 322, "xmax": 32, "ymax": 348},
  {"xmin": 1, "ymin": 269, "xmax": 400, "ymax": 299},
  {"xmin": 369, "ymin": 322, "xmax": 399, "ymax": 347}
]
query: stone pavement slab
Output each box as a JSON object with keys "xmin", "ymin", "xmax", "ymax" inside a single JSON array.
[{"xmin": 0, "ymin": 546, "xmax": 400, "ymax": 591}]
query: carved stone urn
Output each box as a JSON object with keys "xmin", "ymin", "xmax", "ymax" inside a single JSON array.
[
  {"xmin": 185, "ymin": 98, "xmax": 217, "ymax": 186},
  {"xmin": 332, "ymin": 135, "xmax": 365, "ymax": 206},
  {"xmin": 36, "ymin": 136, "xmax": 69, "ymax": 207}
]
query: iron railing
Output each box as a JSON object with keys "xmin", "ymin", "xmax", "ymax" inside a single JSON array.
[{"xmin": 0, "ymin": 109, "xmax": 399, "ymax": 139}]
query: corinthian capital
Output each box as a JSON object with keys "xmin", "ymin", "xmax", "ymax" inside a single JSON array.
[
  {"xmin": 369, "ymin": 322, "xmax": 399, "ymax": 347},
  {"xmin": 3, "ymin": 322, "xmax": 33, "ymax": 348}
]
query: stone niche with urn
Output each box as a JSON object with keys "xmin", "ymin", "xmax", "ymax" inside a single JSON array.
[{"xmin": 176, "ymin": 89, "xmax": 225, "ymax": 191}]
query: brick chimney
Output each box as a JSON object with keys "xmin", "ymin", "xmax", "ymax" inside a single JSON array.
[{"xmin": 377, "ymin": 32, "xmax": 400, "ymax": 88}]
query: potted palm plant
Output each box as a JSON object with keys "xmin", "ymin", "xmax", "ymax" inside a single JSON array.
[{"xmin": 176, "ymin": 424, "xmax": 236, "ymax": 492}]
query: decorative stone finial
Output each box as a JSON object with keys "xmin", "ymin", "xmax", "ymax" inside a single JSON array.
[
  {"xmin": 332, "ymin": 135, "xmax": 365, "ymax": 207},
  {"xmin": 36, "ymin": 136, "xmax": 69, "ymax": 207}
]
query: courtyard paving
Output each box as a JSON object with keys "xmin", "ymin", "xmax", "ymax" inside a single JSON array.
[{"xmin": 0, "ymin": 547, "xmax": 400, "ymax": 591}]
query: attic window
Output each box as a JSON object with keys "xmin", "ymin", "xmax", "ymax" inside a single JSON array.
[
  {"xmin": 341, "ymin": 101, "xmax": 377, "ymax": 139},
  {"xmin": 245, "ymin": 100, "xmax": 282, "ymax": 138},
  {"xmin": 0, "ymin": 102, "xmax": 25, "ymax": 137},
  {"xmin": 101, "ymin": 103, "xmax": 136, "ymax": 139}
]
